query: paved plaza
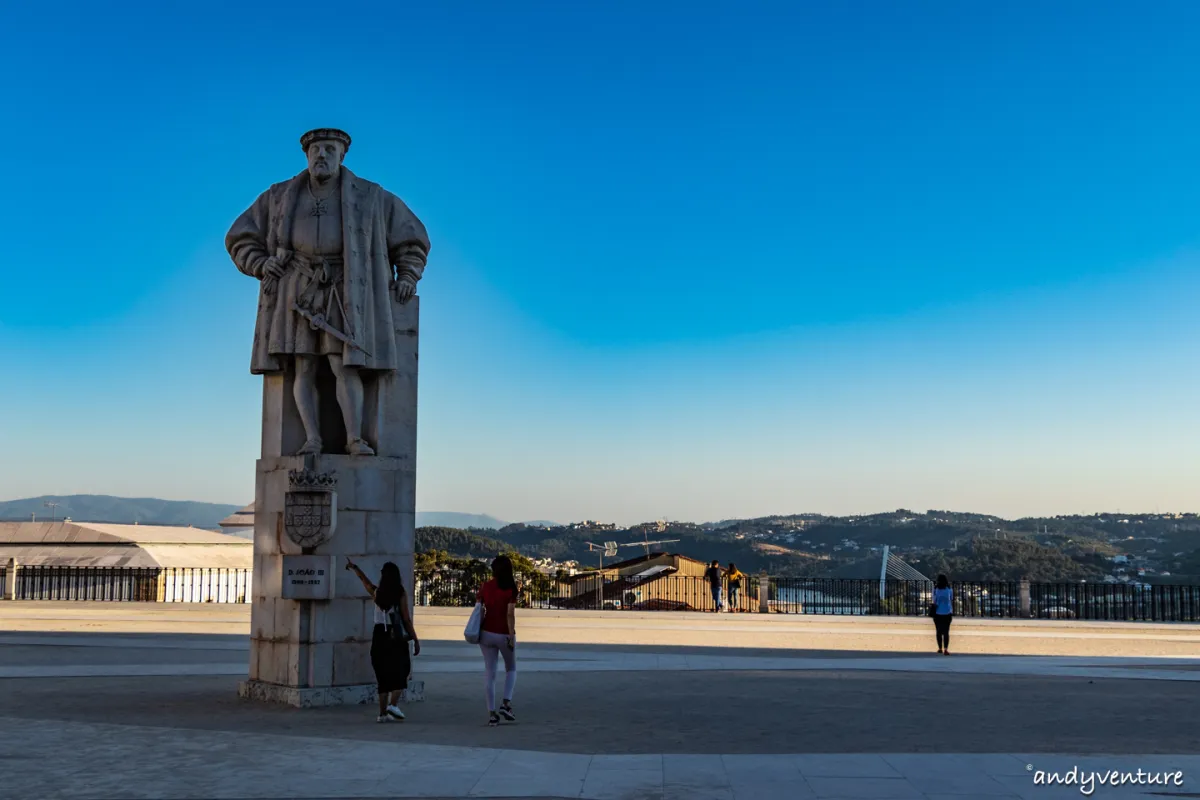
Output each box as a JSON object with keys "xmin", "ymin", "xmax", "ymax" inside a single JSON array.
[{"xmin": 0, "ymin": 604, "xmax": 1198, "ymax": 798}]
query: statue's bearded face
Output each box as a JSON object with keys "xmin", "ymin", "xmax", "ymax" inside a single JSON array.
[{"xmin": 306, "ymin": 140, "xmax": 345, "ymax": 183}]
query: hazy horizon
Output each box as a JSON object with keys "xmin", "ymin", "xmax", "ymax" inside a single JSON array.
[
  {"xmin": 3, "ymin": 3, "xmax": 1198, "ymax": 526},
  {"xmin": 0, "ymin": 492, "xmax": 1192, "ymax": 530}
]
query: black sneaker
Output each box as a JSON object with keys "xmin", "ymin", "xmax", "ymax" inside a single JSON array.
[
  {"xmin": 499, "ymin": 703, "xmax": 515, "ymax": 722},
  {"xmin": 488, "ymin": 712, "xmax": 500, "ymax": 727}
]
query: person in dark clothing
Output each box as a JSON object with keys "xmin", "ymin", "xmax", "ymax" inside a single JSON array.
[
  {"xmin": 704, "ymin": 560, "xmax": 723, "ymax": 612},
  {"xmin": 346, "ymin": 559, "xmax": 421, "ymax": 721},
  {"xmin": 932, "ymin": 573, "xmax": 953, "ymax": 655}
]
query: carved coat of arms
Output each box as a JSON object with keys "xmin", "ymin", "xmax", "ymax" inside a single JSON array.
[{"xmin": 284, "ymin": 469, "xmax": 338, "ymax": 548}]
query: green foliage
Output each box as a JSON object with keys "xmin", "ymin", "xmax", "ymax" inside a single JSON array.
[
  {"xmin": 507, "ymin": 551, "xmax": 554, "ymax": 606},
  {"xmin": 916, "ymin": 537, "xmax": 1104, "ymax": 582},
  {"xmin": 414, "ymin": 547, "xmax": 553, "ymax": 608},
  {"xmin": 414, "ymin": 550, "xmax": 488, "ymax": 606},
  {"xmin": 416, "ymin": 527, "xmax": 509, "ymax": 556}
]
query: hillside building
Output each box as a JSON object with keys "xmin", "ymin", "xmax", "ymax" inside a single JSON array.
[{"xmin": 553, "ymin": 552, "xmax": 755, "ymax": 612}]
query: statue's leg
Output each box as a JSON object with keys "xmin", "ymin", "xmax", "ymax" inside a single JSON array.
[
  {"xmin": 328, "ymin": 354, "xmax": 374, "ymax": 455},
  {"xmin": 293, "ymin": 355, "xmax": 323, "ymax": 454}
]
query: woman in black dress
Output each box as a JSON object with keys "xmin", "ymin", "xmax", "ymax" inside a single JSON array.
[{"xmin": 346, "ymin": 559, "xmax": 421, "ymax": 722}]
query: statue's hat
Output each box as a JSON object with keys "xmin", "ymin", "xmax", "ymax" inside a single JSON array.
[{"xmin": 300, "ymin": 128, "xmax": 351, "ymax": 153}]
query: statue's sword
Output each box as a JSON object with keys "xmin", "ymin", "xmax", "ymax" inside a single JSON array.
[
  {"xmin": 290, "ymin": 303, "xmax": 371, "ymax": 356},
  {"xmin": 262, "ymin": 246, "xmax": 368, "ymax": 355}
]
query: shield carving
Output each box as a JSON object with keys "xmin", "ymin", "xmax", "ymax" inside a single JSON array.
[{"xmin": 284, "ymin": 469, "xmax": 338, "ymax": 548}]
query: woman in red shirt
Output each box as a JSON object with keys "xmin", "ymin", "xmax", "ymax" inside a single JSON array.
[{"xmin": 477, "ymin": 555, "xmax": 519, "ymax": 727}]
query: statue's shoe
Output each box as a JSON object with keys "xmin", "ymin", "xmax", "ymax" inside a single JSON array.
[
  {"xmin": 347, "ymin": 438, "xmax": 375, "ymax": 456},
  {"xmin": 298, "ymin": 437, "xmax": 323, "ymax": 455}
]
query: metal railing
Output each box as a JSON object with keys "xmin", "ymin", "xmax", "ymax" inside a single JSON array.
[
  {"xmin": 1029, "ymin": 582, "xmax": 1200, "ymax": 622},
  {"xmin": 16, "ymin": 566, "xmax": 161, "ymax": 601},
  {"xmin": 769, "ymin": 578, "xmax": 1200, "ymax": 621},
  {"xmin": 415, "ymin": 572, "xmax": 758, "ymax": 612},
  {"xmin": 416, "ymin": 571, "xmax": 1200, "ymax": 622},
  {"xmin": 557, "ymin": 573, "xmax": 760, "ymax": 612},
  {"xmin": 161, "ymin": 567, "xmax": 251, "ymax": 604},
  {"xmin": 767, "ymin": 578, "xmax": 1020, "ymax": 617},
  {"xmin": 5, "ymin": 565, "xmax": 1198, "ymax": 621},
  {"xmin": 7, "ymin": 566, "xmax": 251, "ymax": 603}
]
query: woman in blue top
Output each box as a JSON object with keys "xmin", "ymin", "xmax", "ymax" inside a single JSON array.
[{"xmin": 932, "ymin": 574, "xmax": 953, "ymax": 655}]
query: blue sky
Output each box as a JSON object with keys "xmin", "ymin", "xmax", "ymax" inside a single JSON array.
[{"xmin": 2, "ymin": 1, "xmax": 1198, "ymax": 525}]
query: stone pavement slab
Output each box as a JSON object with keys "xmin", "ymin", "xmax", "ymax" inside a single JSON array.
[
  {"xmin": 3, "ymin": 627, "xmax": 1199, "ymax": 684},
  {"xmin": 4, "ymin": 602, "xmax": 1200, "ymax": 658},
  {"xmin": 0, "ymin": 662, "xmax": 246, "ymax": 678},
  {"xmin": 4, "ymin": 664, "xmax": 1200, "ymax": 754},
  {"xmin": 3, "ymin": 716, "xmax": 1197, "ymax": 799},
  {"xmin": 414, "ymin": 607, "xmax": 1200, "ymax": 658},
  {"xmin": 2, "ymin": 604, "xmax": 1199, "ymax": 798}
]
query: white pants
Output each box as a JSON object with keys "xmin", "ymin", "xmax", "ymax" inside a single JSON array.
[{"xmin": 479, "ymin": 630, "xmax": 516, "ymax": 712}]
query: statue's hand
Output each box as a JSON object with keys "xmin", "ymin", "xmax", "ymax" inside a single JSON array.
[
  {"xmin": 262, "ymin": 257, "xmax": 287, "ymax": 281},
  {"xmin": 392, "ymin": 277, "xmax": 417, "ymax": 304}
]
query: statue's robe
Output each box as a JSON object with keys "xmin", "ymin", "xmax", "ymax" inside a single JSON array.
[{"xmin": 226, "ymin": 168, "xmax": 429, "ymax": 374}]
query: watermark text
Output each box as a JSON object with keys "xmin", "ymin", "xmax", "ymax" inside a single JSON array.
[{"xmin": 1028, "ymin": 764, "xmax": 1183, "ymax": 796}]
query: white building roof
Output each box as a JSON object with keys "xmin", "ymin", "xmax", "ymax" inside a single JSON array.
[
  {"xmin": 219, "ymin": 503, "xmax": 255, "ymax": 530},
  {"xmin": 0, "ymin": 522, "xmax": 252, "ymax": 568},
  {"xmin": 631, "ymin": 565, "xmax": 676, "ymax": 580}
]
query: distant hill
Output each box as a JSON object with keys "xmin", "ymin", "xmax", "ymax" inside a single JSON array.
[
  {"xmin": 5, "ymin": 496, "xmax": 1190, "ymax": 583},
  {"xmin": 417, "ymin": 512, "xmax": 508, "ymax": 529},
  {"xmin": 415, "ymin": 512, "xmax": 560, "ymax": 529},
  {"xmin": 0, "ymin": 499, "xmax": 554, "ymax": 534},
  {"xmin": 0, "ymin": 495, "xmax": 241, "ymax": 530}
]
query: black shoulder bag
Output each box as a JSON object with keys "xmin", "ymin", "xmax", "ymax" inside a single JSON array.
[{"xmin": 387, "ymin": 605, "xmax": 414, "ymax": 642}]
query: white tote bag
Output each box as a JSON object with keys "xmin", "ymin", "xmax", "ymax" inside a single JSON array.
[{"xmin": 464, "ymin": 602, "xmax": 484, "ymax": 644}]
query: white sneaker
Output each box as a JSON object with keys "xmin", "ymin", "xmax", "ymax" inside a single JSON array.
[
  {"xmin": 386, "ymin": 704, "xmax": 406, "ymax": 720},
  {"xmin": 376, "ymin": 714, "xmax": 391, "ymax": 723}
]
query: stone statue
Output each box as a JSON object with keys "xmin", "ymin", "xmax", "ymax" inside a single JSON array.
[{"xmin": 226, "ymin": 129, "xmax": 430, "ymax": 456}]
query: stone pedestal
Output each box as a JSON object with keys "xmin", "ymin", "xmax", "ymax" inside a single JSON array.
[{"xmin": 239, "ymin": 298, "xmax": 419, "ymax": 708}]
